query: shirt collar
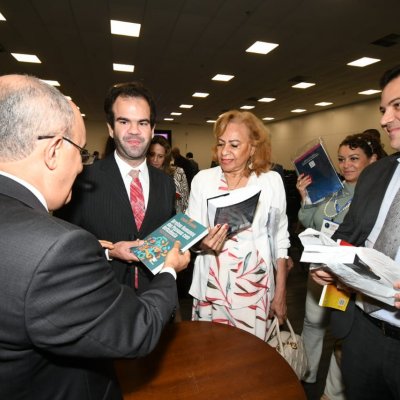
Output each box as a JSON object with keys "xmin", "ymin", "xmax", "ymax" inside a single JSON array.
[{"xmin": 113, "ymin": 150, "xmax": 148, "ymax": 178}]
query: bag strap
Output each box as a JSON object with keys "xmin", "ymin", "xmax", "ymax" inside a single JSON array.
[
  {"xmin": 266, "ymin": 316, "xmax": 283, "ymax": 350},
  {"xmin": 265, "ymin": 316, "xmax": 279, "ymax": 341},
  {"xmin": 284, "ymin": 318, "xmax": 299, "ymax": 345},
  {"xmin": 266, "ymin": 316, "xmax": 299, "ymax": 346}
]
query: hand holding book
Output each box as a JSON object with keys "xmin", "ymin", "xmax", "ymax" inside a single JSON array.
[
  {"xmin": 131, "ymin": 213, "xmax": 207, "ymax": 274},
  {"xmin": 293, "ymin": 139, "xmax": 343, "ymax": 204},
  {"xmin": 296, "ymin": 173, "xmax": 313, "ymax": 203},
  {"xmin": 194, "ymin": 223, "xmax": 229, "ymax": 254}
]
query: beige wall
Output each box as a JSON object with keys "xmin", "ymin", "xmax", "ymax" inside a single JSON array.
[{"xmin": 85, "ymin": 97, "xmax": 391, "ymax": 170}]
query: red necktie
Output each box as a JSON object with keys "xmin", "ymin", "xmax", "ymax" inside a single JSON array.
[{"xmin": 129, "ymin": 170, "xmax": 145, "ymax": 230}]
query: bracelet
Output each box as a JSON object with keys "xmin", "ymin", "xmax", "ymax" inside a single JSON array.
[{"xmin": 190, "ymin": 247, "xmax": 205, "ymax": 254}]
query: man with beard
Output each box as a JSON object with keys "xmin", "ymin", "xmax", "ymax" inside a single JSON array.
[{"xmin": 56, "ymin": 82, "xmax": 176, "ymax": 292}]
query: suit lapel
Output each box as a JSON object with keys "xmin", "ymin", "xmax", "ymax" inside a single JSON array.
[
  {"xmin": 98, "ymin": 156, "xmax": 138, "ymax": 235},
  {"xmin": 0, "ymin": 175, "xmax": 48, "ymax": 213}
]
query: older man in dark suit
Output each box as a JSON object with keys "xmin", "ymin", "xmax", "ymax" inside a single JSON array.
[
  {"xmin": 56, "ymin": 82, "xmax": 177, "ymax": 293},
  {"xmin": 0, "ymin": 74, "xmax": 189, "ymax": 399},
  {"xmin": 312, "ymin": 65, "xmax": 400, "ymax": 399}
]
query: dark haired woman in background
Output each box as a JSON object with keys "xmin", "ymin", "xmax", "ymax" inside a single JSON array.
[{"xmin": 147, "ymin": 135, "xmax": 189, "ymax": 213}]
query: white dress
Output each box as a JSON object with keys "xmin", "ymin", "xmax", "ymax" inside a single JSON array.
[{"xmin": 186, "ymin": 166, "xmax": 289, "ymax": 340}]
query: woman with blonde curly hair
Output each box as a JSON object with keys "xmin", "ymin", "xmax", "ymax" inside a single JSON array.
[{"xmin": 186, "ymin": 110, "xmax": 290, "ymax": 341}]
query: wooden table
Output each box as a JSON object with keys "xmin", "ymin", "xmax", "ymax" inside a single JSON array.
[{"xmin": 115, "ymin": 321, "xmax": 306, "ymax": 400}]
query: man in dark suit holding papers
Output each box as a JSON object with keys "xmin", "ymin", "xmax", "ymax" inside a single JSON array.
[
  {"xmin": 0, "ymin": 74, "xmax": 189, "ymax": 400},
  {"xmin": 311, "ymin": 65, "xmax": 400, "ymax": 399}
]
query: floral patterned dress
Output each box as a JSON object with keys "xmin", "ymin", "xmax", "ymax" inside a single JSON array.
[
  {"xmin": 191, "ymin": 173, "xmax": 274, "ymax": 341},
  {"xmin": 173, "ymin": 167, "xmax": 189, "ymax": 213}
]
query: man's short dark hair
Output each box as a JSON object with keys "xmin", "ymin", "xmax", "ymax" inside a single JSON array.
[
  {"xmin": 104, "ymin": 81, "xmax": 156, "ymax": 128},
  {"xmin": 380, "ymin": 65, "xmax": 400, "ymax": 89},
  {"xmin": 186, "ymin": 152, "xmax": 193, "ymax": 158}
]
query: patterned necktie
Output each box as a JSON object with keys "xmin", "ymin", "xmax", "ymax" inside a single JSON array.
[
  {"xmin": 374, "ymin": 186, "xmax": 400, "ymax": 260},
  {"xmin": 364, "ymin": 186, "xmax": 400, "ymax": 313},
  {"xmin": 129, "ymin": 169, "xmax": 145, "ymax": 230}
]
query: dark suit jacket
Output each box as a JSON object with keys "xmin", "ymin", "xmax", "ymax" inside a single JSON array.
[
  {"xmin": 55, "ymin": 155, "xmax": 176, "ymax": 292},
  {"xmin": 330, "ymin": 153, "xmax": 400, "ymax": 337},
  {"xmin": 0, "ymin": 175, "xmax": 178, "ymax": 400}
]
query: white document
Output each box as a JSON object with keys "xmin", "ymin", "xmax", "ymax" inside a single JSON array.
[{"xmin": 299, "ymin": 228, "xmax": 400, "ymax": 306}]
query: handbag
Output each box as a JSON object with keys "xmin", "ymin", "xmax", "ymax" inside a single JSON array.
[{"xmin": 266, "ymin": 316, "xmax": 308, "ymax": 380}]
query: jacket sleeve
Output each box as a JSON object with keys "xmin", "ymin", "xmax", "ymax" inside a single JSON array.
[{"xmin": 26, "ymin": 227, "xmax": 177, "ymax": 358}]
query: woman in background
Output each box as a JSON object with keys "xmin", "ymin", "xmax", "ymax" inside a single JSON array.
[
  {"xmin": 186, "ymin": 110, "xmax": 290, "ymax": 341},
  {"xmin": 147, "ymin": 135, "xmax": 189, "ymax": 213},
  {"xmin": 297, "ymin": 133, "xmax": 385, "ymax": 400}
]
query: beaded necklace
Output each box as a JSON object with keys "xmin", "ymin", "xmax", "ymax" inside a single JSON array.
[{"xmin": 323, "ymin": 190, "xmax": 352, "ymax": 220}]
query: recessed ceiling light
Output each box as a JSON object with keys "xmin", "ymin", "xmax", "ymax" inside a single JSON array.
[
  {"xmin": 291, "ymin": 109, "xmax": 307, "ymax": 113},
  {"xmin": 110, "ymin": 20, "xmax": 141, "ymax": 37},
  {"xmin": 263, "ymin": 117, "xmax": 275, "ymax": 121},
  {"xmin": 240, "ymin": 105, "xmax": 255, "ymax": 110},
  {"xmin": 315, "ymin": 102, "xmax": 333, "ymax": 106},
  {"xmin": 206, "ymin": 120, "xmax": 216, "ymax": 123},
  {"xmin": 358, "ymin": 89, "xmax": 381, "ymax": 95},
  {"xmin": 0, "ymin": 12, "xmax": 6, "ymax": 21},
  {"xmin": 258, "ymin": 97, "xmax": 276, "ymax": 103},
  {"xmin": 347, "ymin": 57, "xmax": 380, "ymax": 67},
  {"xmin": 11, "ymin": 53, "xmax": 41, "ymax": 63},
  {"xmin": 212, "ymin": 74, "xmax": 234, "ymax": 82},
  {"xmin": 40, "ymin": 80, "xmax": 60, "ymax": 87},
  {"xmin": 292, "ymin": 82, "xmax": 315, "ymax": 89},
  {"xmin": 113, "ymin": 63, "xmax": 134, "ymax": 72},
  {"xmin": 171, "ymin": 112, "xmax": 182, "ymax": 116},
  {"xmin": 180, "ymin": 104, "xmax": 193, "ymax": 109},
  {"xmin": 81, "ymin": 113, "xmax": 86, "ymax": 117},
  {"xmin": 164, "ymin": 117, "xmax": 174, "ymax": 121},
  {"xmin": 192, "ymin": 92, "xmax": 209, "ymax": 98},
  {"xmin": 246, "ymin": 41, "xmax": 279, "ymax": 55}
]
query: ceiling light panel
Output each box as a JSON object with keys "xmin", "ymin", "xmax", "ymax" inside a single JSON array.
[
  {"xmin": 212, "ymin": 74, "xmax": 234, "ymax": 82},
  {"xmin": 292, "ymin": 82, "xmax": 315, "ymax": 89},
  {"xmin": 358, "ymin": 89, "xmax": 381, "ymax": 95},
  {"xmin": 180, "ymin": 104, "xmax": 193, "ymax": 109},
  {"xmin": 258, "ymin": 97, "xmax": 276, "ymax": 103},
  {"xmin": 246, "ymin": 41, "xmax": 279, "ymax": 55},
  {"xmin": 240, "ymin": 105, "xmax": 255, "ymax": 110},
  {"xmin": 315, "ymin": 102, "xmax": 333, "ymax": 106},
  {"xmin": 113, "ymin": 63, "xmax": 134, "ymax": 72},
  {"xmin": 171, "ymin": 112, "xmax": 182, "ymax": 116},
  {"xmin": 291, "ymin": 109, "xmax": 307, "ymax": 113},
  {"xmin": 263, "ymin": 117, "xmax": 275, "ymax": 121},
  {"xmin": 40, "ymin": 80, "xmax": 60, "ymax": 86},
  {"xmin": 0, "ymin": 12, "xmax": 6, "ymax": 21},
  {"xmin": 192, "ymin": 92, "xmax": 209, "ymax": 98},
  {"xmin": 347, "ymin": 57, "xmax": 380, "ymax": 67},
  {"xmin": 11, "ymin": 53, "xmax": 41, "ymax": 63},
  {"xmin": 110, "ymin": 20, "xmax": 141, "ymax": 37}
]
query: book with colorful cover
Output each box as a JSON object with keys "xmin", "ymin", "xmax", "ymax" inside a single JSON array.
[
  {"xmin": 319, "ymin": 284, "xmax": 350, "ymax": 311},
  {"xmin": 207, "ymin": 186, "xmax": 261, "ymax": 237},
  {"xmin": 131, "ymin": 213, "xmax": 208, "ymax": 274},
  {"xmin": 293, "ymin": 139, "xmax": 343, "ymax": 204}
]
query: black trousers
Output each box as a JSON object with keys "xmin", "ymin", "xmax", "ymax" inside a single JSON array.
[{"xmin": 341, "ymin": 307, "xmax": 400, "ymax": 400}]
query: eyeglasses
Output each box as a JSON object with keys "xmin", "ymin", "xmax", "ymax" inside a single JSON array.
[{"xmin": 37, "ymin": 135, "xmax": 93, "ymax": 164}]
